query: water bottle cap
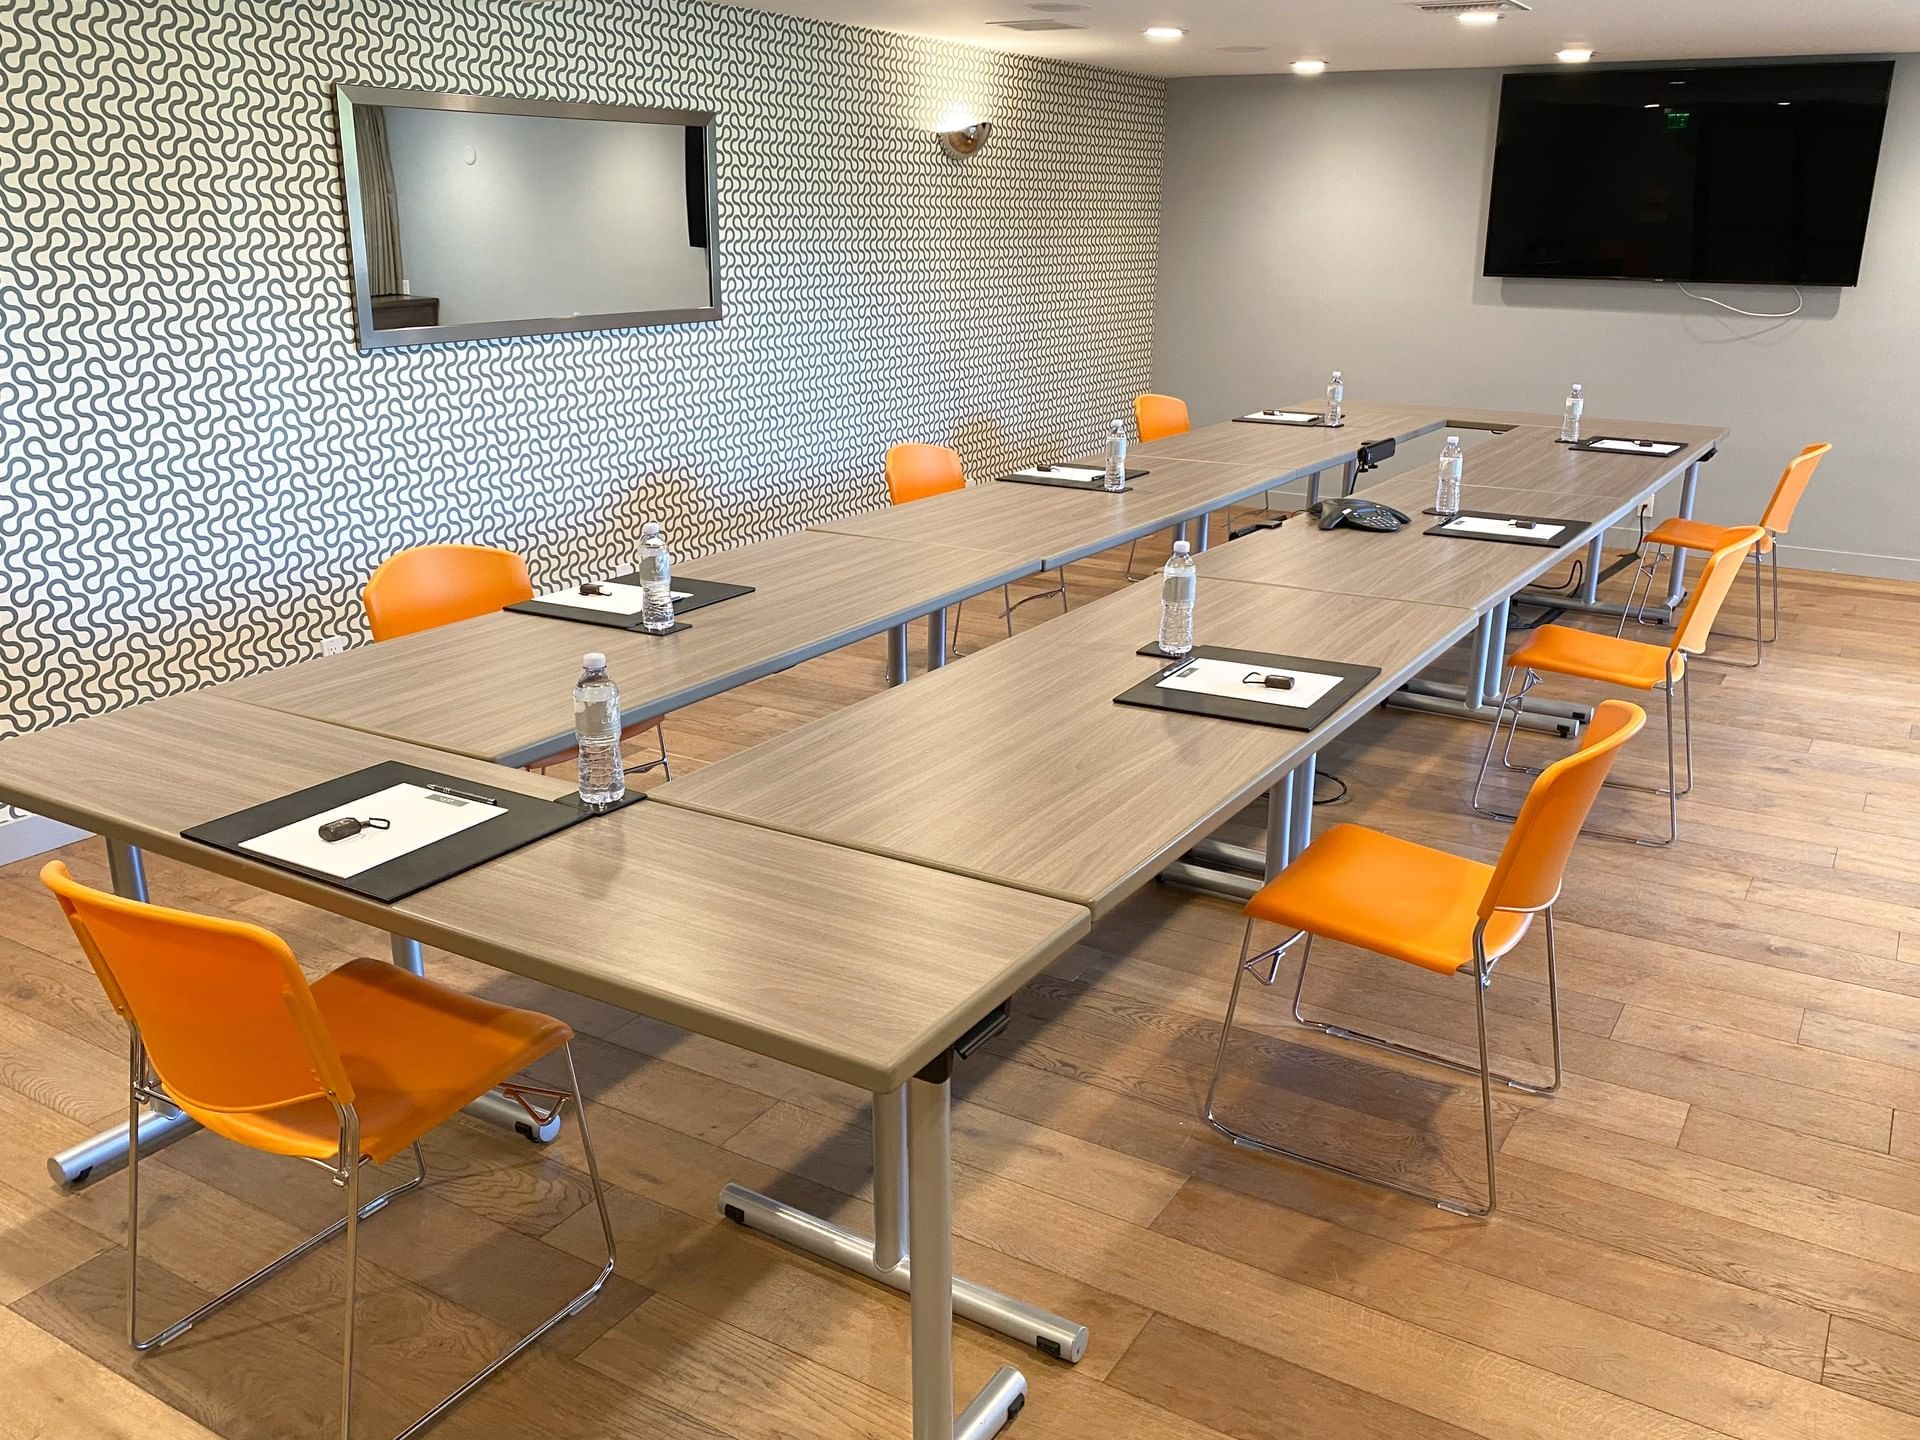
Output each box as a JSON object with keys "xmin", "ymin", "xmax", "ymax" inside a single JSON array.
[
  {"xmin": 1446, "ymin": 434, "xmax": 1461, "ymax": 443},
  {"xmin": 642, "ymin": 521, "xmax": 664, "ymax": 540},
  {"xmin": 582, "ymin": 652, "xmax": 606, "ymax": 670},
  {"xmin": 1172, "ymin": 540, "xmax": 1191, "ymax": 555},
  {"xmin": 1331, "ymin": 370, "xmax": 1342, "ymax": 379}
]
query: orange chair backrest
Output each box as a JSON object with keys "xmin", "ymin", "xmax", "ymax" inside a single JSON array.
[
  {"xmin": 363, "ymin": 544, "xmax": 534, "ymax": 642},
  {"xmin": 1670, "ymin": 526, "xmax": 1767, "ymax": 657},
  {"xmin": 1134, "ymin": 393, "xmax": 1191, "ymax": 444},
  {"xmin": 1480, "ymin": 700, "xmax": 1647, "ymax": 917},
  {"xmin": 885, "ymin": 444, "xmax": 966, "ymax": 506},
  {"xmin": 40, "ymin": 862, "xmax": 354, "ymax": 1117},
  {"xmin": 1757, "ymin": 442, "xmax": 1831, "ymax": 540}
]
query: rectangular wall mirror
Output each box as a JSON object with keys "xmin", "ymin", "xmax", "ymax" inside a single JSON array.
[{"xmin": 335, "ymin": 85, "xmax": 720, "ymax": 349}]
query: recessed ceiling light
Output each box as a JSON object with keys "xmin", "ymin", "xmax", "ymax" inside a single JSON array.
[
  {"xmin": 1556, "ymin": 48, "xmax": 1594, "ymax": 63},
  {"xmin": 1644, "ymin": 102, "xmax": 1660, "ymax": 109},
  {"xmin": 1777, "ymin": 100, "xmax": 1793, "ymax": 106},
  {"xmin": 1291, "ymin": 58, "xmax": 1328, "ymax": 76},
  {"xmin": 1457, "ymin": 11, "xmax": 1502, "ymax": 25},
  {"xmin": 1143, "ymin": 26, "xmax": 1185, "ymax": 42}
]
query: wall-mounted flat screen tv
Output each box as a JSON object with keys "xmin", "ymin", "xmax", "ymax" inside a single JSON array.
[
  {"xmin": 336, "ymin": 86, "xmax": 720, "ymax": 348},
  {"xmin": 1483, "ymin": 60, "xmax": 1894, "ymax": 288}
]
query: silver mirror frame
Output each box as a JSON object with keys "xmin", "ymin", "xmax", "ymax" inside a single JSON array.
[{"xmin": 334, "ymin": 84, "xmax": 722, "ymax": 350}]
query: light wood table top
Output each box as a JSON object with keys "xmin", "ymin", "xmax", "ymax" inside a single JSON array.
[
  {"xmin": 222, "ymin": 528, "xmax": 1040, "ymax": 768},
  {"xmin": 809, "ymin": 456, "xmax": 1309, "ymax": 571},
  {"xmin": 0, "ymin": 692, "xmax": 1090, "ymax": 1092},
  {"xmin": 1193, "ymin": 424, "xmax": 1724, "ymax": 615},
  {"xmin": 1131, "ymin": 402, "xmax": 1454, "ymax": 467},
  {"xmin": 656, "ymin": 577, "xmax": 1474, "ymax": 918}
]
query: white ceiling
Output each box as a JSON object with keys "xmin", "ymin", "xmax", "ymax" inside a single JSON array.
[{"xmin": 715, "ymin": 1, "xmax": 1920, "ymax": 78}]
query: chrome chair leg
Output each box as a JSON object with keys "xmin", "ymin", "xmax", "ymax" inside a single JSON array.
[
  {"xmin": 1469, "ymin": 668, "xmax": 1528, "ymax": 822},
  {"xmin": 1616, "ymin": 546, "xmax": 1663, "ymax": 637},
  {"xmin": 622, "ymin": 720, "xmax": 672, "ymax": 781},
  {"xmin": 1290, "ymin": 916, "xmax": 1564, "ymax": 1095},
  {"xmin": 125, "ymin": 1036, "xmax": 424, "ymax": 1355},
  {"xmin": 125, "ymin": 1035, "xmax": 615, "ymax": 1439},
  {"xmin": 1766, "ymin": 545, "xmax": 1781, "ymax": 644},
  {"xmin": 389, "ymin": 1042, "xmax": 618, "ymax": 1440},
  {"xmin": 1206, "ymin": 920, "xmax": 1502, "ymax": 1218}
]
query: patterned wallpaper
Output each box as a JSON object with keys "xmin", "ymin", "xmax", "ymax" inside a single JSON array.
[{"xmin": 0, "ymin": 0, "xmax": 1163, "ymax": 742}]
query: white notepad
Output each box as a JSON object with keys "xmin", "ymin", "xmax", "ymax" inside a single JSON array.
[
  {"xmin": 1241, "ymin": 410, "xmax": 1320, "ymax": 425},
  {"xmin": 1156, "ymin": 657, "xmax": 1343, "ymax": 711},
  {"xmin": 239, "ymin": 782, "xmax": 507, "ymax": 879},
  {"xmin": 534, "ymin": 582, "xmax": 692, "ymax": 617},
  {"xmin": 1012, "ymin": 465, "xmax": 1107, "ymax": 484},
  {"xmin": 1439, "ymin": 516, "xmax": 1568, "ymax": 541},
  {"xmin": 1588, "ymin": 438, "xmax": 1682, "ymax": 456}
]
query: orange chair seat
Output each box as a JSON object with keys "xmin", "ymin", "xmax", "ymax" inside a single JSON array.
[
  {"xmin": 1245, "ymin": 823, "xmax": 1533, "ymax": 975},
  {"xmin": 1509, "ymin": 623, "xmax": 1683, "ymax": 692},
  {"xmin": 184, "ymin": 959, "xmax": 571, "ymax": 1165},
  {"xmin": 1645, "ymin": 516, "xmax": 1773, "ymax": 556}
]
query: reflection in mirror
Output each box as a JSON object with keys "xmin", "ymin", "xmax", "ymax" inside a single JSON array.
[{"xmin": 338, "ymin": 87, "xmax": 719, "ymax": 348}]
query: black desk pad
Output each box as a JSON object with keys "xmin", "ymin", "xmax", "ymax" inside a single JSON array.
[
  {"xmin": 183, "ymin": 761, "xmax": 627, "ymax": 903},
  {"xmin": 1423, "ymin": 511, "xmax": 1585, "ymax": 549},
  {"xmin": 1571, "ymin": 436, "xmax": 1686, "ymax": 458},
  {"xmin": 1234, "ymin": 411, "xmax": 1327, "ymax": 427},
  {"xmin": 1114, "ymin": 646, "xmax": 1380, "ymax": 732},
  {"xmin": 504, "ymin": 575, "xmax": 752, "ymax": 631},
  {"xmin": 996, "ymin": 465, "xmax": 1145, "ymax": 493}
]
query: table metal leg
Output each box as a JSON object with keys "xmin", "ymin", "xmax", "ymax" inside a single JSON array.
[
  {"xmin": 1288, "ymin": 753, "xmax": 1316, "ymax": 858},
  {"xmin": 1340, "ymin": 460, "xmax": 1359, "ymax": 498},
  {"xmin": 1581, "ymin": 535, "xmax": 1603, "ymax": 606},
  {"xmin": 1162, "ymin": 759, "xmax": 1307, "ymax": 901},
  {"xmin": 888, "ymin": 626, "xmax": 912, "ymax": 687},
  {"xmin": 927, "ymin": 610, "xmax": 950, "ymax": 671},
  {"xmin": 1665, "ymin": 461, "xmax": 1703, "ymax": 609},
  {"xmin": 1390, "ymin": 599, "xmax": 1591, "ymax": 734},
  {"xmin": 716, "ymin": 1088, "xmax": 1088, "ymax": 1366},
  {"xmin": 1193, "ymin": 512, "xmax": 1211, "ymax": 553},
  {"xmin": 910, "ymin": 1068, "xmax": 1027, "ymax": 1440}
]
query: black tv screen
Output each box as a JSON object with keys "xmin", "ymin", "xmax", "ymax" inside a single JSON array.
[{"xmin": 1484, "ymin": 61, "xmax": 1894, "ymax": 287}]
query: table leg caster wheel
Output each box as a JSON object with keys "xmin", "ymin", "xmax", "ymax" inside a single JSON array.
[{"xmin": 516, "ymin": 1114, "xmax": 562, "ymax": 1144}]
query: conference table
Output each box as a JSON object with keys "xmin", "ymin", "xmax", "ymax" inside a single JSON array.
[
  {"xmin": 0, "ymin": 691, "xmax": 1093, "ymax": 1440},
  {"xmin": 0, "ymin": 397, "xmax": 1727, "ymax": 1440}
]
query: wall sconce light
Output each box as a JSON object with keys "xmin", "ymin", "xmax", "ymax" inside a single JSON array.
[{"xmin": 937, "ymin": 120, "xmax": 993, "ymax": 159}]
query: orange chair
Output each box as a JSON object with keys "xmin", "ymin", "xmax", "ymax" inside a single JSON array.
[
  {"xmin": 1204, "ymin": 700, "xmax": 1647, "ymax": 1217},
  {"xmin": 1473, "ymin": 527, "xmax": 1765, "ymax": 846},
  {"xmin": 885, "ymin": 443, "xmax": 1068, "ymax": 651},
  {"xmin": 1126, "ymin": 394, "xmax": 1198, "ymax": 579},
  {"xmin": 41, "ymin": 862, "xmax": 616, "ymax": 1440},
  {"xmin": 363, "ymin": 543, "xmax": 534, "ymax": 642},
  {"xmin": 1618, "ymin": 442, "xmax": 1830, "ymax": 666},
  {"xmin": 364, "ymin": 543, "xmax": 670, "ymax": 778},
  {"xmin": 1133, "ymin": 392, "xmax": 1190, "ymax": 444}
]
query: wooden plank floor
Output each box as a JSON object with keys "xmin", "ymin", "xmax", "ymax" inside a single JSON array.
[{"xmin": 6, "ymin": 513, "xmax": 1920, "ymax": 1439}]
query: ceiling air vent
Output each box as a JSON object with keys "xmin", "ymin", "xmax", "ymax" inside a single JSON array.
[
  {"xmin": 1408, "ymin": 1, "xmax": 1532, "ymax": 13},
  {"xmin": 989, "ymin": 18, "xmax": 1087, "ymax": 31}
]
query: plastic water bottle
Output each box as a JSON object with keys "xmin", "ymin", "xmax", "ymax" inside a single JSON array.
[
  {"xmin": 1103, "ymin": 419, "xmax": 1128, "ymax": 492},
  {"xmin": 1434, "ymin": 434, "xmax": 1464, "ymax": 515},
  {"xmin": 1158, "ymin": 541, "xmax": 1197, "ymax": 658},
  {"xmin": 1324, "ymin": 370, "xmax": 1344, "ymax": 427},
  {"xmin": 1560, "ymin": 383, "xmax": 1584, "ymax": 443},
  {"xmin": 573, "ymin": 653, "xmax": 625, "ymax": 808},
  {"xmin": 638, "ymin": 521, "xmax": 674, "ymax": 633}
]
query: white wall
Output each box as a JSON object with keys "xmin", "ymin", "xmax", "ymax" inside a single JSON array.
[
  {"xmin": 1155, "ymin": 61, "xmax": 1920, "ymax": 577},
  {"xmin": 383, "ymin": 107, "xmax": 713, "ymax": 324}
]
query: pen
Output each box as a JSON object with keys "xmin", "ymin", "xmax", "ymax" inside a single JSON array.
[{"xmin": 427, "ymin": 783, "xmax": 501, "ymax": 807}]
